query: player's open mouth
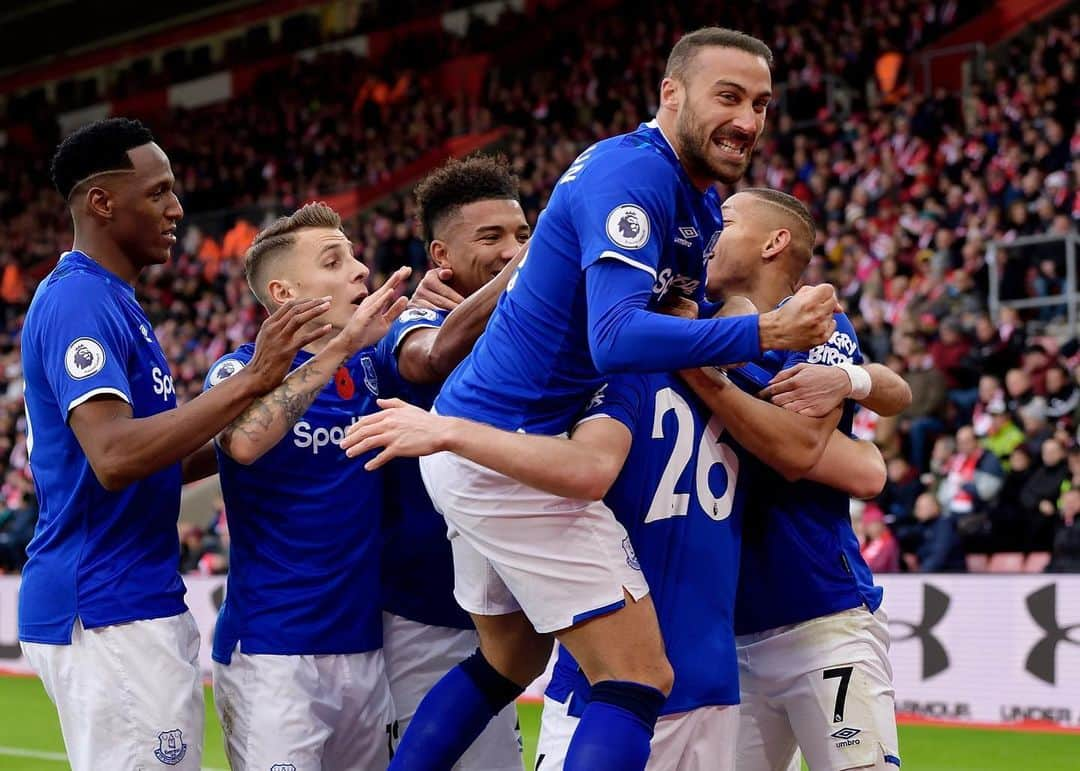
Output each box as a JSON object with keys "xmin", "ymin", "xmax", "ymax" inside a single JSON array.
[
  {"xmin": 712, "ymin": 136, "xmax": 747, "ymax": 159},
  {"xmin": 162, "ymin": 228, "xmax": 177, "ymax": 244},
  {"xmin": 350, "ymin": 291, "xmax": 368, "ymax": 305}
]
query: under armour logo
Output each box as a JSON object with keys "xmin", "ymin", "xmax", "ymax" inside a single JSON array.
[
  {"xmin": 890, "ymin": 583, "xmax": 950, "ymax": 679},
  {"xmin": 1025, "ymin": 584, "xmax": 1080, "ymax": 685}
]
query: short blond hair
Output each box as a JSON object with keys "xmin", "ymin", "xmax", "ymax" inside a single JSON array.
[{"xmin": 245, "ymin": 202, "xmax": 342, "ymax": 307}]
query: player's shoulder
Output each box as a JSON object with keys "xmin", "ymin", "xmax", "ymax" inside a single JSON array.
[
  {"xmin": 206, "ymin": 344, "xmax": 255, "ymax": 388},
  {"xmin": 388, "ymin": 307, "xmax": 447, "ymax": 337},
  {"xmin": 578, "ymin": 127, "xmax": 681, "ymax": 186}
]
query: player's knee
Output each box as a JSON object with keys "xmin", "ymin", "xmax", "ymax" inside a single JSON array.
[{"xmin": 642, "ymin": 655, "xmax": 675, "ymax": 697}]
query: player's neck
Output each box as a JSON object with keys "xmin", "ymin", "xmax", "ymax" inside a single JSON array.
[
  {"xmin": 71, "ymin": 233, "xmax": 140, "ymax": 284},
  {"xmin": 746, "ymin": 278, "xmax": 790, "ymax": 313},
  {"xmin": 655, "ymin": 113, "xmax": 710, "ymax": 193},
  {"xmin": 301, "ymin": 325, "xmax": 335, "ymax": 356}
]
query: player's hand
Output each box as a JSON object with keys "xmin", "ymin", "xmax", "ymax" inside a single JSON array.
[
  {"xmin": 340, "ymin": 398, "xmax": 455, "ymax": 469},
  {"xmin": 411, "ymin": 267, "xmax": 465, "ymax": 311},
  {"xmin": 330, "ymin": 267, "xmax": 411, "ymax": 355},
  {"xmin": 761, "ymin": 362, "xmax": 850, "ymax": 416},
  {"xmin": 246, "ymin": 297, "xmax": 333, "ymax": 393},
  {"xmin": 659, "ymin": 295, "xmax": 698, "ymax": 320},
  {"xmin": 757, "ymin": 284, "xmax": 838, "ymax": 352}
]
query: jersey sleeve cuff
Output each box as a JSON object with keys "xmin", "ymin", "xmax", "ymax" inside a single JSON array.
[
  {"xmin": 596, "ymin": 250, "xmax": 657, "ymax": 280},
  {"xmin": 66, "ymin": 387, "xmax": 132, "ymax": 416}
]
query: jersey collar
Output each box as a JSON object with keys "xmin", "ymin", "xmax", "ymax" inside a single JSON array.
[{"xmin": 62, "ymin": 250, "xmax": 136, "ymax": 297}]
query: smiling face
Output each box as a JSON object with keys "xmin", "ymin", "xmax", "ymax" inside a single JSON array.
[
  {"xmin": 269, "ymin": 227, "xmax": 370, "ymax": 331},
  {"xmin": 666, "ymin": 46, "xmax": 772, "ymax": 186},
  {"xmin": 431, "ymin": 198, "xmax": 530, "ymax": 296},
  {"xmin": 105, "ymin": 142, "xmax": 183, "ymax": 267}
]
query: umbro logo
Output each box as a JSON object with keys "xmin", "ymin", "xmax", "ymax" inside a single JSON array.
[
  {"xmin": 1025, "ymin": 584, "xmax": 1080, "ymax": 685},
  {"xmin": 890, "ymin": 583, "xmax": 950, "ymax": 679},
  {"xmin": 830, "ymin": 727, "xmax": 861, "ymax": 740}
]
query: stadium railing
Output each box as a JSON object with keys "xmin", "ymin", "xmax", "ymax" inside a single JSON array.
[{"xmin": 987, "ymin": 232, "xmax": 1080, "ymax": 330}]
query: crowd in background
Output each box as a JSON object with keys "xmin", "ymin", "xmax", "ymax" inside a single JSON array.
[{"xmin": 1, "ymin": 1, "xmax": 1078, "ymax": 574}]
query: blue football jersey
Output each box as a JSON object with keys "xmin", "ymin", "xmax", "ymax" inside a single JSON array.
[
  {"xmin": 205, "ymin": 341, "xmax": 395, "ymax": 662},
  {"xmin": 375, "ymin": 308, "xmax": 472, "ymax": 630},
  {"xmin": 547, "ymin": 372, "xmax": 748, "ymax": 715},
  {"xmin": 19, "ymin": 251, "xmax": 185, "ymax": 644},
  {"xmin": 436, "ymin": 121, "xmax": 730, "ymax": 435},
  {"xmin": 732, "ymin": 311, "xmax": 884, "ymax": 635}
]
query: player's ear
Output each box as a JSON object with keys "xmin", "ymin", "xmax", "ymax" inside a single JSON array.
[
  {"xmin": 659, "ymin": 77, "xmax": 681, "ymax": 111},
  {"xmin": 266, "ymin": 278, "xmax": 295, "ymax": 305},
  {"xmin": 762, "ymin": 228, "xmax": 791, "ymax": 260},
  {"xmin": 85, "ymin": 185, "xmax": 113, "ymax": 220},
  {"xmin": 429, "ymin": 239, "xmax": 451, "ymax": 269}
]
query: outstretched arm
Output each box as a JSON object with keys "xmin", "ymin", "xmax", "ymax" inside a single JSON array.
[
  {"xmin": 340, "ymin": 398, "xmax": 631, "ymax": 501},
  {"xmin": 679, "ymin": 367, "xmax": 840, "ymax": 481},
  {"xmin": 215, "ymin": 268, "xmax": 410, "ymax": 464},
  {"xmin": 70, "ymin": 297, "xmax": 333, "ymax": 491},
  {"xmin": 583, "ymin": 260, "xmax": 839, "ymax": 373}
]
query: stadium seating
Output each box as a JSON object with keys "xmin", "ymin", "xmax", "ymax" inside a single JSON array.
[{"xmin": 1, "ymin": 1, "xmax": 1078, "ymax": 574}]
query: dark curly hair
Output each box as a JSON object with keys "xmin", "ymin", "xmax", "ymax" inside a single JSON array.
[
  {"xmin": 50, "ymin": 117, "xmax": 156, "ymax": 200},
  {"xmin": 414, "ymin": 154, "xmax": 519, "ymax": 244}
]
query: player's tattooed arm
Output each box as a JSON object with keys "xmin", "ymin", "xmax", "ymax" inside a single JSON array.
[
  {"xmin": 216, "ymin": 269, "xmax": 409, "ymax": 465},
  {"xmin": 340, "ymin": 396, "xmax": 630, "ymax": 500},
  {"xmin": 398, "ymin": 243, "xmax": 528, "ymax": 384},
  {"xmin": 761, "ymin": 362, "xmax": 912, "ymax": 417},
  {"xmin": 218, "ymin": 357, "xmax": 335, "ymax": 463},
  {"xmin": 69, "ymin": 298, "xmax": 335, "ymax": 491}
]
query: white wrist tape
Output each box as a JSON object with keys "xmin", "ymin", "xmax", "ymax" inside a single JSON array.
[{"xmin": 838, "ymin": 362, "xmax": 872, "ymax": 400}]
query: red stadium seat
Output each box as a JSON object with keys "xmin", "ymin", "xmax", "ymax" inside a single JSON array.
[
  {"xmin": 965, "ymin": 553, "xmax": 989, "ymax": 573},
  {"xmin": 988, "ymin": 552, "xmax": 1025, "ymax": 573},
  {"xmin": 1024, "ymin": 552, "xmax": 1052, "ymax": 573}
]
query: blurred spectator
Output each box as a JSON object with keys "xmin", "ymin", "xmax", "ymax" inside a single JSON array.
[
  {"xmin": 860, "ymin": 505, "xmax": 901, "ymax": 573},
  {"xmin": 1019, "ymin": 438, "xmax": 1070, "ymax": 552},
  {"xmin": 908, "ymin": 492, "xmax": 966, "ymax": 572},
  {"xmin": 982, "ymin": 400, "xmax": 1025, "ymax": 465},
  {"xmin": 894, "ymin": 334, "xmax": 947, "ymax": 470},
  {"xmin": 1045, "ymin": 364, "xmax": 1079, "ymax": 420},
  {"xmin": 989, "ymin": 445, "xmax": 1035, "ymax": 553},
  {"xmin": 937, "ymin": 426, "xmax": 1004, "ymax": 549},
  {"xmin": 1047, "ymin": 488, "xmax": 1080, "ymax": 572}
]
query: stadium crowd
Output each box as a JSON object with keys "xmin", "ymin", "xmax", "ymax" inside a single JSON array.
[{"xmin": 1, "ymin": 1, "xmax": 1079, "ymax": 574}]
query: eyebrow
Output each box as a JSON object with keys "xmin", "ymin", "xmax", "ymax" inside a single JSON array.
[
  {"xmin": 318, "ymin": 240, "xmax": 352, "ymax": 256},
  {"xmin": 711, "ymin": 80, "xmax": 772, "ymax": 99}
]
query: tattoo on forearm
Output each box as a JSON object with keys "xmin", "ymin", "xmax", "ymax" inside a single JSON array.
[{"xmin": 220, "ymin": 356, "xmax": 344, "ymax": 449}]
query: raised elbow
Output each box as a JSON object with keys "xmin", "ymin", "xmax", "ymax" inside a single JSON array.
[
  {"xmin": 95, "ymin": 469, "xmax": 130, "ymax": 493},
  {"xmin": 852, "ymin": 460, "xmax": 887, "ymax": 500}
]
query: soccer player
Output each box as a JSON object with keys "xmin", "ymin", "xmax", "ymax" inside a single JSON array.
[
  {"xmin": 378, "ymin": 156, "xmax": 530, "ymax": 768},
  {"xmin": 18, "ymin": 118, "xmax": 328, "ymax": 771},
  {"xmin": 203, "ymin": 203, "xmax": 411, "ymax": 770},
  {"xmin": 695, "ymin": 190, "xmax": 905, "ymax": 771},
  {"xmin": 345, "ymin": 189, "xmax": 906, "ymax": 770},
  {"xmin": 386, "ymin": 28, "xmax": 838, "ymax": 771}
]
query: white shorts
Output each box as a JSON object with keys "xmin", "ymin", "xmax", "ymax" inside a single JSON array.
[
  {"xmin": 736, "ymin": 608, "xmax": 900, "ymax": 771},
  {"xmin": 212, "ymin": 645, "xmax": 394, "ymax": 771},
  {"xmin": 382, "ymin": 612, "xmax": 522, "ymax": 770},
  {"xmin": 21, "ymin": 612, "xmax": 204, "ymax": 771},
  {"xmin": 419, "ymin": 449, "xmax": 649, "ymax": 633},
  {"xmin": 536, "ymin": 693, "xmax": 739, "ymax": 771}
]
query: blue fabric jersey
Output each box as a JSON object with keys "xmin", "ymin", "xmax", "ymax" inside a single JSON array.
[
  {"xmin": 436, "ymin": 121, "xmax": 761, "ymax": 435},
  {"xmin": 375, "ymin": 308, "xmax": 472, "ymax": 630},
  {"xmin": 205, "ymin": 342, "xmax": 394, "ymax": 663},
  {"xmin": 547, "ymin": 372, "xmax": 748, "ymax": 716},
  {"xmin": 19, "ymin": 251, "xmax": 185, "ymax": 644},
  {"xmin": 732, "ymin": 312, "xmax": 884, "ymax": 636}
]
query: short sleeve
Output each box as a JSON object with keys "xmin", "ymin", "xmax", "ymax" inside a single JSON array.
[
  {"xmin": 574, "ymin": 150, "xmax": 678, "ymax": 280},
  {"xmin": 573, "ymin": 374, "xmax": 650, "ymax": 436},
  {"xmin": 204, "ymin": 350, "xmax": 253, "ymax": 392},
  {"xmin": 36, "ymin": 276, "xmax": 134, "ymax": 418},
  {"xmin": 371, "ymin": 308, "xmax": 447, "ymax": 385}
]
